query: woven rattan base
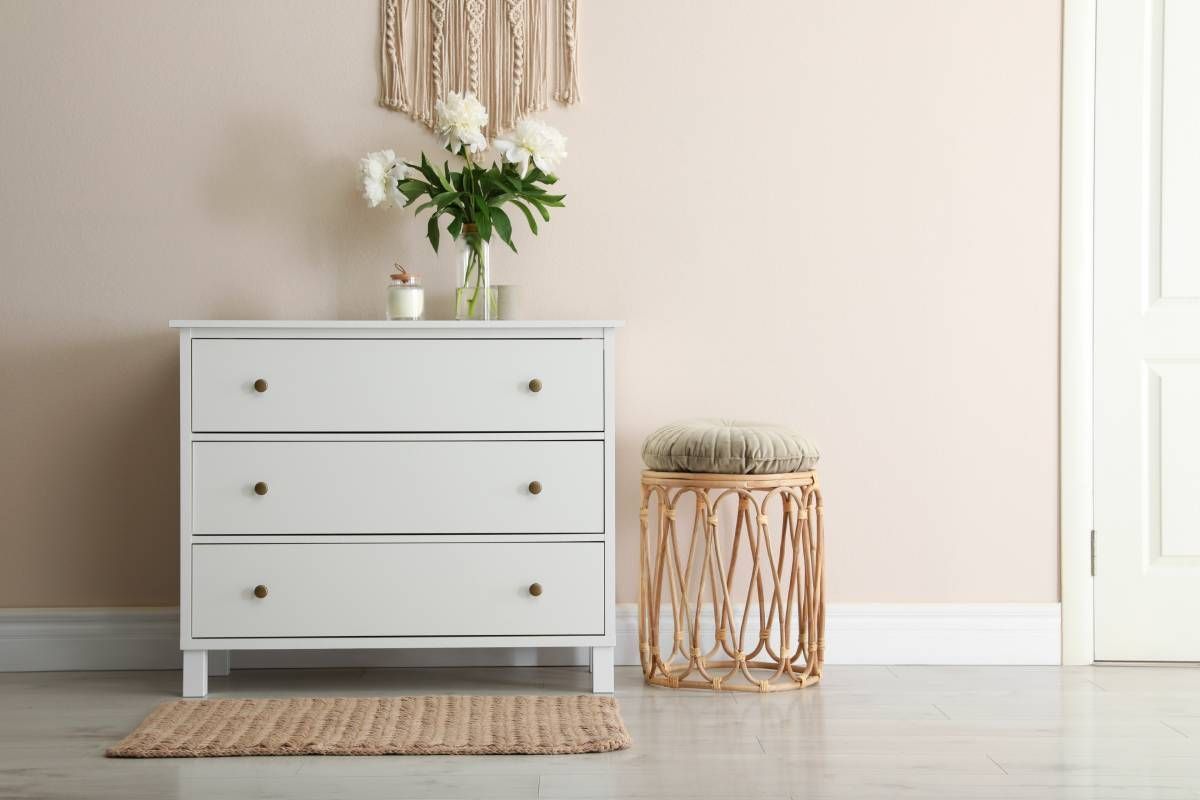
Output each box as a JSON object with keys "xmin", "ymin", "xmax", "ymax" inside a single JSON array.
[{"xmin": 638, "ymin": 470, "xmax": 825, "ymax": 693}]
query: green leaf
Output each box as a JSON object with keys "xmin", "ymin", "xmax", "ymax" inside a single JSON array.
[
  {"xmin": 396, "ymin": 181, "xmax": 424, "ymax": 205},
  {"xmin": 397, "ymin": 179, "xmax": 428, "ymax": 202},
  {"xmin": 416, "ymin": 158, "xmax": 449, "ymax": 200},
  {"xmin": 526, "ymin": 195, "xmax": 551, "ymax": 222},
  {"xmin": 414, "ymin": 200, "xmax": 437, "ymax": 214},
  {"xmin": 538, "ymin": 194, "xmax": 566, "ymax": 207},
  {"xmin": 447, "ymin": 217, "xmax": 462, "ymax": 239},
  {"xmin": 433, "ymin": 190, "xmax": 460, "ymax": 210},
  {"xmin": 426, "ymin": 214, "xmax": 440, "ymax": 253},
  {"xmin": 493, "ymin": 167, "xmax": 523, "ymax": 191},
  {"xmin": 510, "ymin": 199, "xmax": 539, "ymax": 235},
  {"xmin": 526, "ymin": 167, "xmax": 559, "ymax": 186},
  {"xmin": 418, "ymin": 153, "xmax": 440, "ymax": 186},
  {"xmin": 476, "ymin": 170, "xmax": 508, "ymax": 196},
  {"xmin": 489, "ymin": 206, "xmax": 516, "ymax": 252},
  {"xmin": 438, "ymin": 161, "xmax": 454, "ymax": 192},
  {"xmin": 472, "ymin": 196, "xmax": 493, "ymax": 241}
]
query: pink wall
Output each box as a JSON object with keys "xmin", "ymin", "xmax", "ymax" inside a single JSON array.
[{"xmin": 0, "ymin": 0, "xmax": 1061, "ymax": 606}]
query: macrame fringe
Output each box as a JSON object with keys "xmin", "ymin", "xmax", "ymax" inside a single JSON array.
[
  {"xmin": 554, "ymin": 0, "xmax": 580, "ymax": 104},
  {"xmin": 378, "ymin": 0, "xmax": 411, "ymax": 112},
  {"xmin": 379, "ymin": 0, "xmax": 580, "ymax": 136}
]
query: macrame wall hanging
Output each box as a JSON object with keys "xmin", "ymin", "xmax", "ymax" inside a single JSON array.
[{"xmin": 378, "ymin": 0, "xmax": 581, "ymax": 137}]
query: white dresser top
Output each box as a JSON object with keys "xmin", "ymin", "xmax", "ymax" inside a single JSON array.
[{"xmin": 170, "ymin": 320, "xmax": 623, "ymax": 329}]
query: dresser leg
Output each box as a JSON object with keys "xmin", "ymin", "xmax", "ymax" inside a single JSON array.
[
  {"xmin": 590, "ymin": 646, "xmax": 614, "ymax": 693},
  {"xmin": 183, "ymin": 650, "xmax": 208, "ymax": 698}
]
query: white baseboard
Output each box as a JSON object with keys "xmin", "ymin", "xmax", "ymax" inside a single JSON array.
[
  {"xmin": 0, "ymin": 608, "xmax": 182, "ymax": 672},
  {"xmin": 0, "ymin": 603, "xmax": 1061, "ymax": 673},
  {"xmin": 816, "ymin": 603, "xmax": 1061, "ymax": 666}
]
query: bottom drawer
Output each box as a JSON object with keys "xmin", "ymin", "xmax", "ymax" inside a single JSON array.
[{"xmin": 191, "ymin": 542, "xmax": 604, "ymax": 638}]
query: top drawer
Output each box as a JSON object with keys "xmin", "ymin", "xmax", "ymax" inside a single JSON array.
[{"xmin": 191, "ymin": 338, "xmax": 604, "ymax": 432}]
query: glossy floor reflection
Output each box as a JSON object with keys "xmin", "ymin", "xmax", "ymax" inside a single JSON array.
[{"xmin": 2, "ymin": 665, "xmax": 1200, "ymax": 799}]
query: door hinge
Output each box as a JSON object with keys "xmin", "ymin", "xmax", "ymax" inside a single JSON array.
[{"xmin": 1090, "ymin": 529, "xmax": 1096, "ymax": 577}]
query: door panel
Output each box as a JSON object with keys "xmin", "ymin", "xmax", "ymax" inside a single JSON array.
[
  {"xmin": 1155, "ymin": 362, "xmax": 1200, "ymax": 556},
  {"xmin": 1161, "ymin": 0, "xmax": 1200, "ymax": 298},
  {"xmin": 1094, "ymin": 0, "xmax": 1200, "ymax": 660}
]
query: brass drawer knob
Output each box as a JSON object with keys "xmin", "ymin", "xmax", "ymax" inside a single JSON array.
[
  {"xmin": 528, "ymin": 582, "xmax": 543, "ymax": 597},
  {"xmin": 253, "ymin": 585, "xmax": 269, "ymax": 599},
  {"xmin": 528, "ymin": 378, "xmax": 543, "ymax": 393},
  {"xmin": 254, "ymin": 481, "xmax": 269, "ymax": 496},
  {"xmin": 527, "ymin": 480, "xmax": 543, "ymax": 495},
  {"xmin": 253, "ymin": 378, "xmax": 269, "ymax": 393}
]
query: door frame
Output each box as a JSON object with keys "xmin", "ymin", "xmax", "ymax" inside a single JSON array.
[{"xmin": 1060, "ymin": 0, "xmax": 1097, "ymax": 665}]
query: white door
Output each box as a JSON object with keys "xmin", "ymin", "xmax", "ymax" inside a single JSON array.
[{"xmin": 1094, "ymin": 0, "xmax": 1200, "ymax": 660}]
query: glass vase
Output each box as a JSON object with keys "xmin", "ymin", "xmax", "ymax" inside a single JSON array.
[{"xmin": 455, "ymin": 232, "xmax": 498, "ymax": 320}]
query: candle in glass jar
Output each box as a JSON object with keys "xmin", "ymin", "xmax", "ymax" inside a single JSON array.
[{"xmin": 386, "ymin": 270, "xmax": 424, "ymax": 320}]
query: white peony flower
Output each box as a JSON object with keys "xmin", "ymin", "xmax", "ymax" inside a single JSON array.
[
  {"xmin": 359, "ymin": 150, "xmax": 413, "ymax": 208},
  {"xmin": 435, "ymin": 91, "xmax": 489, "ymax": 154},
  {"xmin": 493, "ymin": 119, "xmax": 568, "ymax": 175},
  {"xmin": 391, "ymin": 158, "xmax": 416, "ymax": 181}
]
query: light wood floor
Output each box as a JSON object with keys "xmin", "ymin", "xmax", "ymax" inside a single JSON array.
[{"xmin": 3, "ymin": 664, "xmax": 1200, "ymax": 799}]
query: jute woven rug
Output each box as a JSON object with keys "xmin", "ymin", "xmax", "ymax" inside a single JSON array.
[{"xmin": 107, "ymin": 696, "xmax": 631, "ymax": 758}]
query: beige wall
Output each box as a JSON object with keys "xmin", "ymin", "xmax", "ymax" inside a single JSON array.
[{"xmin": 0, "ymin": 0, "xmax": 1061, "ymax": 607}]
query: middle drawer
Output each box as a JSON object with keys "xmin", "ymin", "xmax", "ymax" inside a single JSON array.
[{"xmin": 192, "ymin": 440, "xmax": 603, "ymax": 535}]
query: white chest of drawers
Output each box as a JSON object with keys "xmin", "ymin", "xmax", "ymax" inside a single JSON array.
[{"xmin": 172, "ymin": 320, "xmax": 620, "ymax": 697}]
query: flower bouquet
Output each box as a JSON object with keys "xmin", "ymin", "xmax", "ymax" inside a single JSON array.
[{"xmin": 360, "ymin": 92, "xmax": 567, "ymax": 320}]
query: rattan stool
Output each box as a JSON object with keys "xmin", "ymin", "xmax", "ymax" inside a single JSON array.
[{"xmin": 638, "ymin": 470, "xmax": 825, "ymax": 692}]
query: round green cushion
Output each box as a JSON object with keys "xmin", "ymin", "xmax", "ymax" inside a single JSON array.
[{"xmin": 641, "ymin": 419, "xmax": 820, "ymax": 475}]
